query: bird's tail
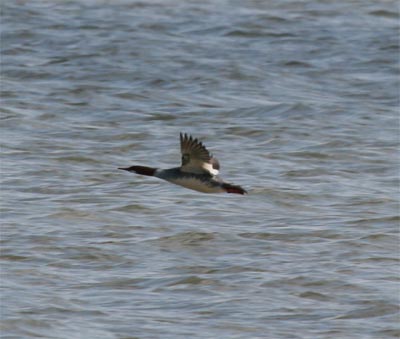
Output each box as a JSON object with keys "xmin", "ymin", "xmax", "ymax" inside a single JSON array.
[
  {"xmin": 221, "ymin": 183, "xmax": 248, "ymax": 195},
  {"xmin": 119, "ymin": 166, "xmax": 157, "ymax": 176}
]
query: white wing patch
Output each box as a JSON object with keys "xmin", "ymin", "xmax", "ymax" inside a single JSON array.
[{"xmin": 202, "ymin": 162, "xmax": 219, "ymax": 176}]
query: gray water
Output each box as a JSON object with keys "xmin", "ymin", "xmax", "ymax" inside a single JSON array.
[{"xmin": 1, "ymin": 1, "xmax": 399, "ymax": 338}]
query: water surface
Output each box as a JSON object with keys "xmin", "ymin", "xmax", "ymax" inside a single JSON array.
[{"xmin": 1, "ymin": 1, "xmax": 399, "ymax": 338}]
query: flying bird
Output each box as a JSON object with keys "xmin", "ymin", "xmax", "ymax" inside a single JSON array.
[{"xmin": 119, "ymin": 133, "xmax": 247, "ymax": 195}]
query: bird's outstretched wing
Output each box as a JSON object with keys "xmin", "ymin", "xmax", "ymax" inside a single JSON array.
[{"xmin": 180, "ymin": 133, "xmax": 220, "ymax": 175}]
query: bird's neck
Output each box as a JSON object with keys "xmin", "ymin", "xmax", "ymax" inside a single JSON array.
[{"xmin": 121, "ymin": 166, "xmax": 157, "ymax": 176}]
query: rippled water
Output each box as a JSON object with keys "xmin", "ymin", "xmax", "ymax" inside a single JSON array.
[{"xmin": 1, "ymin": 1, "xmax": 399, "ymax": 338}]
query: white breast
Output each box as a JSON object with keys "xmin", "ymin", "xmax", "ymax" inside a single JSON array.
[{"xmin": 168, "ymin": 177, "xmax": 224, "ymax": 193}]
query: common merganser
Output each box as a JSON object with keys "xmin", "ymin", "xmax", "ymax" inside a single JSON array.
[{"xmin": 119, "ymin": 133, "xmax": 247, "ymax": 195}]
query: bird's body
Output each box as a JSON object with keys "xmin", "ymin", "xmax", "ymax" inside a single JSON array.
[
  {"xmin": 156, "ymin": 168, "xmax": 225, "ymax": 193},
  {"xmin": 119, "ymin": 133, "xmax": 247, "ymax": 195}
]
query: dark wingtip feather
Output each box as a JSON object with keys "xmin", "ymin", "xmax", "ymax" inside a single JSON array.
[{"xmin": 180, "ymin": 132, "xmax": 213, "ymax": 163}]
